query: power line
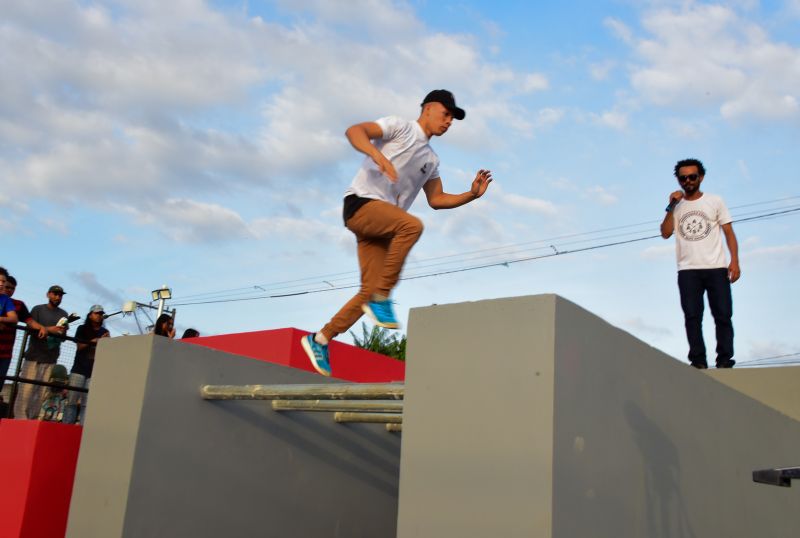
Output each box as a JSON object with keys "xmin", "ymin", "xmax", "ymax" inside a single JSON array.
[
  {"xmin": 737, "ymin": 352, "xmax": 800, "ymax": 367},
  {"xmin": 169, "ymin": 204, "xmax": 800, "ymax": 307},
  {"xmin": 177, "ymin": 196, "xmax": 800, "ymax": 302}
]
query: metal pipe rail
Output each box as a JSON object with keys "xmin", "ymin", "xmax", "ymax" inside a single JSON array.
[
  {"xmin": 753, "ymin": 466, "xmax": 800, "ymax": 487},
  {"xmin": 272, "ymin": 400, "xmax": 403, "ymax": 413},
  {"xmin": 334, "ymin": 412, "xmax": 403, "ymax": 424},
  {"xmin": 201, "ymin": 383, "xmax": 404, "ymax": 401}
]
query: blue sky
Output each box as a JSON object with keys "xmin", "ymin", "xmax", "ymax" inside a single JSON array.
[{"xmin": 1, "ymin": 0, "xmax": 799, "ymax": 366}]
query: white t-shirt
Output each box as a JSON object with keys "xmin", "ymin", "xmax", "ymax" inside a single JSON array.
[
  {"xmin": 344, "ymin": 116, "xmax": 440, "ymax": 211},
  {"xmin": 672, "ymin": 193, "xmax": 733, "ymax": 270}
]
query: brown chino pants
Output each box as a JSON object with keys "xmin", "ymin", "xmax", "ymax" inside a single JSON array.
[{"xmin": 321, "ymin": 199, "xmax": 423, "ymax": 340}]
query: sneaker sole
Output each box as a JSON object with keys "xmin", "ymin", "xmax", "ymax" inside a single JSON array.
[
  {"xmin": 361, "ymin": 304, "xmax": 399, "ymax": 329},
  {"xmin": 300, "ymin": 336, "xmax": 331, "ymax": 377}
]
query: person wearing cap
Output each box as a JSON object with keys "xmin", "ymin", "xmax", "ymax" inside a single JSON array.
[
  {"xmin": 64, "ymin": 304, "xmax": 110, "ymax": 424},
  {"xmin": 14, "ymin": 285, "xmax": 69, "ymax": 419},
  {"xmin": 301, "ymin": 90, "xmax": 493, "ymax": 376}
]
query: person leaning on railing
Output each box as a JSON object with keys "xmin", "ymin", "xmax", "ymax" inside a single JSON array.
[
  {"xmin": 13, "ymin": 285, "xmax": 69, "ymax": 420},
  {"xmin": 64, "ymin": 305, "xmax": 110, "ymax": 424},
  {"xmin": 0, "ymin": 269, "xmax": 20, "ymax": 383}
]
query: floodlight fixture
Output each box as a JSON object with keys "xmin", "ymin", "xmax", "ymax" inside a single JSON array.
[{"xmin": 151, "ymin": 285, "xmax": 172, "ymax": 302}]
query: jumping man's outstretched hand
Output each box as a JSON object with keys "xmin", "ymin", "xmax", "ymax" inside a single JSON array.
[{"xmin": 470, "ymin": 169, "xmax": 493, "ymax": 199}]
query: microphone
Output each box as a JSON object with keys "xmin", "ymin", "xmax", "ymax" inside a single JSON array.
[{"xmin": 665, "ymin": 198, "xmax": 680, "ymax": 212}]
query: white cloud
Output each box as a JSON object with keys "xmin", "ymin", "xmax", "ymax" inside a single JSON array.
[
  {"xmin": 437, "ymin": 202, "xmax": 509, "ymax": 249},
  {"xmin": 743, "ymin": 243, "xmax": 800, "ymax": 263},
  {"xmin": 641, "ymin": 243, "xmax": 674, "ymax": 260},
  {"xmin": 521, "ymin": 73, "xmax": 550, "ymax": 92},
  {"xmin": 592, "ymin": 109, "xmax": 628, "ymax": 130},
  {"xmin": 623, "ymin": 316, "xmax": 673, "ymax": 337},
  {"xmin": 613, "ymin": 4, "xmax": 800, "ymax": 122},
  {"xmin": 491, "ymin": 185, "xmax": 558, "ymax": 215},
  {"xmin": 586, "ymin": 185, "xmax": 618, "ymax": 206},
  {"xmin": 0, "ymin": 0, "xmax": 550, "ymax": 225},
  {"xmin": 589, "ymin": 60, "xmax": 616, "ymax": 81},
  {"xmin": 114, "ymin": 199, "xmax": 253, "ymax": 243},
  {"xmin": 534, "ymin": 108, "xmax": 565, "ymax": 129},
  {"xmin": 604, "ymin": 17, "xmax": 633, "ymax": 44},
  {"xmin": 663, "ymin": 117, "xmax": 711, "ymax": 139}
]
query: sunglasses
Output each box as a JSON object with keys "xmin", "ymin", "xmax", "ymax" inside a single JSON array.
[{"xmin": 678, "ymin": 173, "xmax": 700, "ymax": 183}]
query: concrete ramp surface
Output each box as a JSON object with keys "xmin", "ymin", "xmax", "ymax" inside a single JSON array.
[
  {"xmin": 66, "ymin": 335, "xmax": 401, "ymax": 538},
  {"xmin": 66, "ymin": 295, "xmax": 799, "ymax": 537},
  {"xmin": 397, "ymin": 294, "xmax": 800, "ymax": 538}
]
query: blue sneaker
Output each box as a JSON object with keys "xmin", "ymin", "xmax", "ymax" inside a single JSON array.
[
  {"xmin": 362, "ymin": 299, "xmax": 399, "ymax": 329},
  {"xmin": 300, "ymin": 334, "xmax": 331, "ymax": 377}
]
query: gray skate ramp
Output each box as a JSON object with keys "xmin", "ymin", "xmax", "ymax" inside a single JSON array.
[
  {"xmin": 66, "ymin": 335, "xmax": 400, "ymax": 538},
  {"xmin": 397, "ymin": 294, "xmax": 800, "ymax": 538},
  {"xmin": 709, "ymin": 366, "xmax": 800, "ymax": 422}
]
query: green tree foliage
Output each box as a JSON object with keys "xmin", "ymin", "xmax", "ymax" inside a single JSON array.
[{"xmin": 349, "ymin": 322, "xmax": 406, "ymax": 361}]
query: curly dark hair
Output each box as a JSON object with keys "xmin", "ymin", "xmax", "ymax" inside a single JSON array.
[
  {"xmin": 154, "ymin": 313, "xmax": 174, "ymax": 336},
  {"xmin": 674, "ymin": 158, "xmax": 706, "ymax": 178}
]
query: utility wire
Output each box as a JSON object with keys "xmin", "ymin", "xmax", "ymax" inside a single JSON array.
[
  {"xmin": 177, "ymin": 196, "xmax": 800, "ymax": 302},
  {"xmin": 170, "ymin": 204, "xmax": 800, "ymax": 307},
  {"xmin": 737, "ymin": 352, "xmax": 800, "ymax": 367}
]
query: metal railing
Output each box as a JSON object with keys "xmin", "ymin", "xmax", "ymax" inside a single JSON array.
[
  {"xmin": 201, "ymin": 382, "xmax": 405, "ymax": 432},
  {"xmin": 1, "ymin": 324, "xmax": 91, "ymax": 420}
]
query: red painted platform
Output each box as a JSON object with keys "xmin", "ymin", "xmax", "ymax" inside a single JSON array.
[
  {"xmin": 189, "ymin": 327, "xmax": 406, "ymax": 382},
  {"xmin": 0, "ymin": 420, "xmax": 82, "ymax": 538}
]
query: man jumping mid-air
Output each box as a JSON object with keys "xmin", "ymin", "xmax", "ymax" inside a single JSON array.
[{"xmin": 301, "ymin": 90, "xmax": 493, "ymax": 376}]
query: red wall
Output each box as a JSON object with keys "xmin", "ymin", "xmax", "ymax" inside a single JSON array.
[
  {"xmin": 189, "ymin": 327, "xmax": 406, "ymax": 382},
  {"xmin": 1, "ymin": 327, "xmax": 403, "ymax": 538},
  {"xmin": 0, "ymin": 420, "xmax": 82, "ymax": 538}
]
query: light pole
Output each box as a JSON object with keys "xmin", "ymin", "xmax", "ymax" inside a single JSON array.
[{"xmin": 151, "ymin": 285, "xmax": 172, "ymax": 319}]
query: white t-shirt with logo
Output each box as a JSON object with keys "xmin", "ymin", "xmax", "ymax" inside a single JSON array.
[
  {"xmin": 344, "ymin": 116, "xmax": 440, "ymax": 211},
  {"xmin": 672, "ymin": 193, "xmax": 732, "ymax": 270}
]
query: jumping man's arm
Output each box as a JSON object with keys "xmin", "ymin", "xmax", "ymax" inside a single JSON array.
[
  {"xmin": 423, "ymin": 169, "xmax": 493, "ymax": 210},
  {"xmin": 345, "ymin": 122, "xmax": 397, "ymax": 181},
  {"xmin": 722, "ymin": 223, "xmax": 740, "ymax": 283}
]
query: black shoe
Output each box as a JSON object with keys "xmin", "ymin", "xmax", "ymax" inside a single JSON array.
[
  {"xmin": 716, "ymin": 360, "xmax": 735, "ymax": 369},
  {"xmin": 690, "ymin": 362, "xmax": 708, "ymax": 369}
]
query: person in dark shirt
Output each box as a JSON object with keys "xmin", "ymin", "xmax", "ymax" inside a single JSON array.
[
  {"xmin": 64, "ymin": 305, "xmax": 110, "ymax": 424},
  {"xmin": 14, "ymin": 284, "xmax": 68, "ymax": 419},
  {"xmin": 0, "ymin": 272, "xmax": 20, "ymax": 382}
]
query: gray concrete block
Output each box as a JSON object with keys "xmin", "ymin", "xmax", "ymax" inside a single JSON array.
[
  {"xmin": 397, "ymin": 294, "xmax": 800, "ymax": 538},
  {"xmin": 67, "ymin": 335, "xmax": 400, "ymax": 538}
]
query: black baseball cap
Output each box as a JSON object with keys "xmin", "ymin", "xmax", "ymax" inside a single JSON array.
[
  {"xmin": 48, "ymin": 285, "xmax": 66, "ymax": 295},
  {"xmin": 421, "ymin": 89, "xmax": 465, "ymax": 120}
]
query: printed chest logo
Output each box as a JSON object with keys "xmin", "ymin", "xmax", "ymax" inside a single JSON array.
[{"xmin": 678, "ymin": 210, "xmax": 712, "ymax": 241}]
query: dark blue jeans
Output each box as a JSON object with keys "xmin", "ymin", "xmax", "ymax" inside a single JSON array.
[{"xmin": 678, "ymin": 268, "xmax": 734, "ymax": 367}]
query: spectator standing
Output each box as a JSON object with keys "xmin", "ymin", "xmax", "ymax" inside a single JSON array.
[
  {"xmin": 660, "ymin": 158, "xmax": 740, "ymax": 369},
  {"xmin": 1, "ymin": 276, "xmax": 30, "ymax": 382},
  {"xmin": 14, "ymin": 285, "xmax": 69, "ymax": 419},
  {"xmin": 0, "ymin": 272, "xmax": 19, "ymax": 382},
  {"xmin": 154, "ymin": 313, "xmax": 176, "ymax": 338},
  {"xmin": 181, "ymin": 328, "xmax": 200, "ymax": 339},
  {"xmin": 64, "ymin": 305, "xmax": 110, "ymax": 424}
]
